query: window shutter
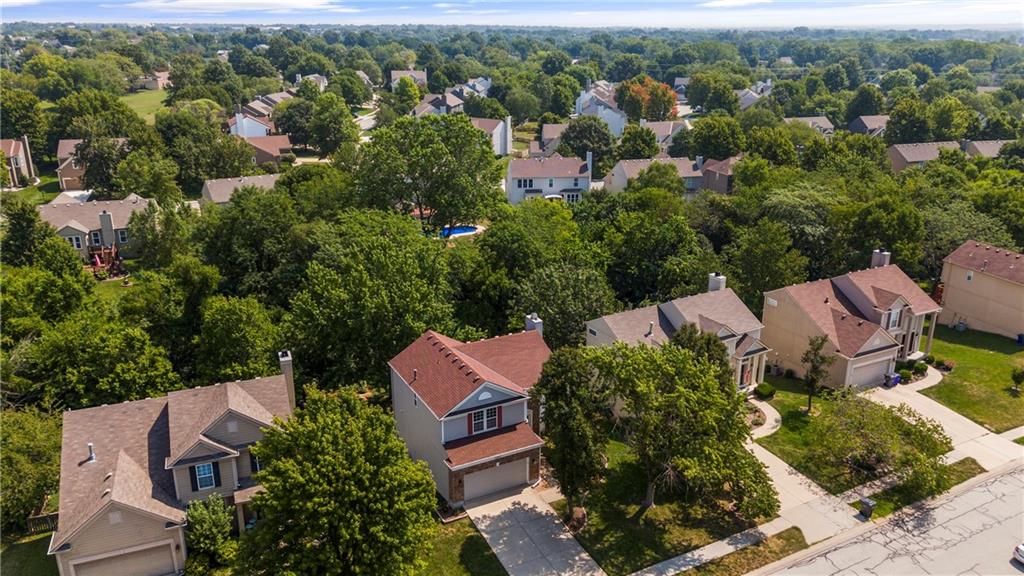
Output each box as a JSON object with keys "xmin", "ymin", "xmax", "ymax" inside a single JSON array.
[
  {"xmin": 497, "ymin": 406, "xmax": 503, "ymax": 428},
  {"xmin": 212, "ymin": 461, "xmax": 222, "ymax": 487},
  {"xmin": 189, "ymin": 466, "xmax": 198, "ymax": 492},
  {"xmin": 467, "ymin": 414, "xmax": 473, "ymax": 435},
  {"xmin": 249, "ymin": 451, "xmax": 258, "ymax": 474}
]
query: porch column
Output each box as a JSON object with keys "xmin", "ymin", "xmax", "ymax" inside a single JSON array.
[
  {"xmin": 925, "ymin": 312, "xmax": 937, "ymax": 355},
  {"xmin": 236, "ymin": 503, "xmax": 246, "ymax": 532},
  {"xmin": 734, "ymin": 360, "xmax": 742, "ymax": 388},
  {"xmin": 758, "ymin": 353, "xmax": 767, "ymax": 384}
]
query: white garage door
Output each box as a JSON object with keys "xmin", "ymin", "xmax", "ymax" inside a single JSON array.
[
  {"xmin": 74, "ymin": 544, "xmax": 175, "ymax": 576},
  {"xmin": 464, "ymin": 457, "xmax": 529, "ymax": 502},
  {"xmin": 849, "ymin": 357, "xmax": 891, "ymax": 389}
]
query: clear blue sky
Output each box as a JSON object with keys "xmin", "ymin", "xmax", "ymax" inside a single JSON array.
[{"xmin": 3, "ymin": 0, "xmax": 1022, "ymax": 29}]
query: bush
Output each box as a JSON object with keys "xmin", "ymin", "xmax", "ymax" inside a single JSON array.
[
  {"xmin": 942, "ymin": 359, "xmax": 957, "ymax": 371},
  {"xmin": 912, "ymin": 362, "xmax": 927, "ymax": 376},
  {"xmin": 183, "ymin": 553, "xmax": 213, "ymax": 576},
  {"xmin": 899, "ymin": 369, "xmax": 912, "ymax": 383},
  {"xmin": 754, "ymin": 382, "xmax": 776, "ymax": 399},
  {"xmin": 923, "ymin": 354, "xmax": 935, "ymax": 365},
  {"xmin": 784, "ymin": 368, "xmax": 796, "ymax": 379},
  {"xmin": 186, "ymin": 495, "xmax": 233, "ymax": 558}
]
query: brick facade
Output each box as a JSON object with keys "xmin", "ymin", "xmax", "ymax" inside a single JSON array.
[{"xmin": 447, "ymin": 447, "xmax": 541, "ymax": 504}]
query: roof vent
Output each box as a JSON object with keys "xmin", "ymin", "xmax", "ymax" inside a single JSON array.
[
  {"xmin": 824, "ymin": 296, "xmax": 830, "ymax": 304},
  {"xmin": 857, "ymin": 320, "xmax": 864, "ymax": 326},
  {"xmin": 86, "ymin": 443, "xmax": 96, "ymax": 463},
  {"xmin": 102, "ymin": 488, "xmax": 111, "ymax": 498},
  {"xmin": 412, "ymin": 368, "xmax": 418, "ymax": 381},
  {"xmin": 104, "ymin": 472, "xmax": 113, "ymax": 481}
]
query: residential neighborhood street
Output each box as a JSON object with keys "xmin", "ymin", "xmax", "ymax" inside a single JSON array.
[{"xmin": 769, "ymin": 465, "xmax": 1024, "ymax": 576}]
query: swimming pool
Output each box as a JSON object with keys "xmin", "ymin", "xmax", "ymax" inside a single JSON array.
[{"xmin": 440, "ymin": 225, "xmax": 479, "ymax": 238}]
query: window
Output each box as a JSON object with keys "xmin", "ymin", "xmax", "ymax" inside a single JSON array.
[
  {"xmin": 588, "ymin": 327, "xmax": 598, "ymax": 336},
  {"xmin": 471, "ymin": 406, "xmax": 499, "ymax": 434},
  {"xmin": 71, "ymin": 159, "xmax": 81, "ymax": 170},
  {"xmin": 888, "ymin": 307, "xmax": 902, "ymax": 330},
  {"xmin": 66, "ymin": 236, "xmax": 82, "ymax": 250},
  {"xmin": 516, "ymin": 178, "xmax": 534, "ymax": 189},
  {"xmin": 966, "ymin": 271, "xmax": 973, "ymax": 281},
  {"xmin": 90, "ymin": 231, "xmax": 101, "ymax": 246},
  {"xmin": 10, "ymin": 156, "xmax": 19, "ymax": 167},
  {"xmin": 249, "ymin": 452, "xmax": 263, "ymax": 474},
  {"xmin": 117, "ymin": 230, "xmax": 128, "ymax": 244},
  {"xmin": 565, "ymin": 192, "xmax": 581, "ymax": 203},
  {"xmin": 573, "ymin": 177, "xmax": 579, "ymax": 187},
  {"xmin": 548, "ymin": 178, "xmax": 553, "ymax": 188},
  {"xmin": 195, "ymin": 462, "xmax": 215, "ymax": 490}
]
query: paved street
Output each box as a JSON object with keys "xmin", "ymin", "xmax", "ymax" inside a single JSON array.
[{"xmin": 772, "ymin": 465, "xmax": 1024, "ymax": 576}]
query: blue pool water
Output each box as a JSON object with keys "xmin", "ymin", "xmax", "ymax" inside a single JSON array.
[{"xmin": 440, "ymin": 225, "xmax": 479, "ymax": 238}]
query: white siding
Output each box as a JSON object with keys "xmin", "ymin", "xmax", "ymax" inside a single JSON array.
[{"xmin": 390, "ymin": 369, "xmax": 449, "ymax": 499}]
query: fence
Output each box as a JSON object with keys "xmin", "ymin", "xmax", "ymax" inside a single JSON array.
[{"xmin": 26, "ymin": 512, "xmax": 58, "ymax": 534}]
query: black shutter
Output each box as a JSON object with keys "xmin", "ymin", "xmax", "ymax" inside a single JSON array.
[
  {"xmin": 249, "ymin": 451, "xmax": 259, "ymax": 474},
  {"xmin": 212, "ymin": 461, "xmax": 222, "ymax": 487},
  {"xmin": 189, "ymin": 466, "xmax": 198, "ymax": 492}
]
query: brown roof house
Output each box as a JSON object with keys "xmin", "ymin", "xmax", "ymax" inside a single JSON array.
[
  {"xmin": 1, "ymin": 136, "xmax": 36, "ymax": 187},
  {"xmin": 201, "ymin": 173, "xmax": 282, "ymax": 206},
  {"xmin": 391, "ymin": 69, "xmax": 428, "ymax": 91},
  {"xmin": 412, "ymin": 92, "xmax": 464, "ymax": 117},
  {"xmin": 702, "ymin": 155, "xmax": 741, "ymax": 194},
  {"xmin": 938, "ymin": 241, "xmax": 1024, "ymax": 340},
  {"xmin": 574, "ymin": 80, "xmax": 627, "ymax": 136},
  {"xmin": 638, "ymin": 119, "xmax": 691, "ymax": 153},
  {"xmin": 470, "ymin": 116, "xmax": 513, "ymax": 156},
  {"xmin": 242, "ymin": 135, "xmax": 293, "ymax": 167},
  {"xmin": 887, "ymin": 141, "xmax": 959, "ymax": 172},
  {"xmin": 762, "ymin": 250, "xmax": 942, "ymax": 388},
  {"xmin": 48, "ymin": 352, "xmax": 296, "ymax": 576},
  {"xmin": 847, "ymin": 115, "xmax": 889, "ymax": 137},
  {"xmin": 587, "ymin": 273, "xmax": 771, "ymax": 391},
  {"xmin": 603, "ymin": 157, "xmax": 703, "ymax": 194},
  {"xmin": 37, "ymin": 194, "xmax": 150, "ymax": 261},
  {"xmin": 389, "ymin": 320, "xmax": 550, "ymax": 505},
  {"xmin": 56, "ymin": 138, "xmax": 126, "ymax": 192},
  {"xmin": 228, "ymin": 111, "xmax": 274, "ymax": 138},
  {"xmin": 536, "ymin": 123, "xmax": 567, "ymax": 156},
  {"xmin": 963, "ymin": 139, "xmax": 1013, "ymax": 159},
  {"xmin": 505, "ymin": 153, "xmax": 591, "ymax": 204},
  {"xmin": 785, "ymin": 116, "xmax": 835, "ymax": 136}
]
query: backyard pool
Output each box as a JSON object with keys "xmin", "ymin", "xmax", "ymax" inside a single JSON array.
[{"xmin": 440, "ymin": 225, "xmax": 480, "ymax": 238}]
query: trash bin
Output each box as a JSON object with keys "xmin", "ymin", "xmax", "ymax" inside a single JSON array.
[
  {"xmin": 1017, "ymin": 333, "xmax": 1024, "ymax": 346},
  {"xmin": 883, "ymin": 372, "xmax": 899, "ymax": 388},
  {"xmin": 859, "ymin": 497, "xmax": 876, "ymax": 518}
]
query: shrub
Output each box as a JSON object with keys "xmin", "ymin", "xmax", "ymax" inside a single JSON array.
[
  {"xmin": 784, "ymin": 368, "xmax": 796, "ymax": 379},
  {"xmin": 923, "ymin": 354, "xmax": 935, "ymax": 365},
  {"xmin": 942, "ymin": 360, "xmax": 956, "ymax": 371},
  {"xmin": 899, "ymin": 369, "xmax": 913, "ymax": 383},
  {"xmin": 754, "ymin": 382, "xmax": 776, "ymax": 399},
  {"xmin": 912, "ymin": 362, "xmax": 927, "ymax": 376},
  {"xmin": 186, "ymin": 495, "xmax": 233, "ymax": 558},
  {"xmin": 183, "ymin": 553, "xmax": 213, "ymax": 576}
]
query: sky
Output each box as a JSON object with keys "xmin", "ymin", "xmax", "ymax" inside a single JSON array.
[{"xmin": 2, "ymin": 0, "xmax": 1022, "ymax": 29}]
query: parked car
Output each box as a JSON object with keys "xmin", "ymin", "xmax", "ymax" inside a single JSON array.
[{"xmin": 1013, "ymin": 542, "xmax": 1024, "ymax": 564}]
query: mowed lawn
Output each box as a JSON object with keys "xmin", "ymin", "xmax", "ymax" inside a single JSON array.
[
  {"xmin": 846, "ymin": 457, "xmax": 985, "ymax": 518},
  {"xmin": 687, "ymin": 527, "xmax": 808, "ymax": 576},
  {"xmin": 5, "ymin": 174, "xmax": 60, "ymax": 205},
  {"xmin": 551, "ymin": 436, "xmax": 764, "ymax": 576},
  {"xmin": 120, "ymin": 89, "xmax": 168, "ymax": 123},
  {"xmin": 1, "ymin": 533, "xmax": 59, "ymax": 576},
  {"xmin": 921, "ymin": 325, "xmax": 1024, "ymax": 433},
  {"xmin": 418, "ymin": 518, "xmax": 506, "ymax": 576}
]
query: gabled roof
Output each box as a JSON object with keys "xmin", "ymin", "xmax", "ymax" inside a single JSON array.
[
  {"xmin": 785, "ymin": 116, "xmax": 835, "ymax": 132},
  {"xmin": 202, "ymin": 174, "xmax": 281, "ymax": 204},
  {"xmin": 243, "ymin": 135, "xmax": 292, "ymax": 158},
  {"xmin": 944, "ymin": 240, "xmax": 1024, "ymax": 286},
  {"xmin": 507, "ymin": 155, "xmax": 589, "ymax": 179},
  {"xmin": 641, "ymin": 121, "xmax": 689, "ymax": 143},
  {"xmin": 888, "ymin": 141, "xmax": 959, "ymax": 163},
  {"xmin": 228, "ymin": 113, "xmax": 275, "ymax": 129},
  {"xmin": 659, "ymin": 288, "xmax": 764, "ymax": 335},
  {"xmin": 391, "ymin": 69, "xmax": 427, "ymax": 83},
  {"xmin": 37, "ymin": 194, "xmax": 150, "ymax": 232},
  {"xmin": 389, "ymin": 330, "xmax": 550, "ymax": 417},
  {"xmin": 848, "ymin": 115, "xmax": 889, "ymax": 134},
  {"xmin": 444, "ymin": 421, "xmax": 543, "ymax": 470},
  {"xmin": 587, "ymin": 304, "xmax": 673, "ymax": 346},
  {"xmin": 470, "ymin": 117, "xmax": 503, "ymax": 133},
  {"xmin": 540, "ymin": 123, "xmax": 567, "ymax": 144},
  {"xmin": 57, "ymin": 138, "xmax": 127, "ymax": 161},
  {"xmin": 613, "ymin": 158, "xmax": 702, "ymax": 181},
  {"xmin": 702, "ymin": 155, "xmax": 741, "ymax": 176},
  {"xmin": 842, "ymin": 264, "xmax": 940, "ymax": 314},
  {"xmin": 965, "ymin": 139, "xmax": 1012, "ymax": 159},
  {"xmin": 0, "ymin": 138, "xmax": 23, "ymax": 158}
]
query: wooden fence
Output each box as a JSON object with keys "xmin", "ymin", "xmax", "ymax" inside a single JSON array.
[{"xmin": 26, "ymin": 512, "xmax": 58, "ymax": 534}]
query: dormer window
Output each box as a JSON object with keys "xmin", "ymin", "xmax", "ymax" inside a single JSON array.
[
  {"xmin": 887, "ymin": 307, "xmax": 902, "ymax": 330},
  {"xmin": 472, "ymin": 407, "xmax": 498, "ymax": 434}
]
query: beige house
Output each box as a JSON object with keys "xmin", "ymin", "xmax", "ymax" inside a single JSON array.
[
  {"xmin": 49, "ymin": 353, "xmax": 295, "ymax": 576},
  {"xmin": 887, "ymin": 141, "xmax": 960, "ymax": 172},
  {"xmin": 1, "ymin": 136, "xmax": 35, "ymax": 187},
  {"xmin": 604, "ymin": 157, "xmax": 703, "ymax": 194},
  {"xmin": 242, "ymin": 135, "xmax": 293, "ymax": 166},
  {"xmin": 201, "ymin": 173, "xmax": 281, "ymax": 206},
  {"xmin": 389, "ymin": 321, "xmax": 549, "ymax": 506},
  {"xmin": 701, "ymin": 155, "xmax": 740, "ymax": 194},
  {"xmin": 37, "ymin": 194, "xmax": 150, "ymax": 260},
  {"xmin": 390, "ymin": 69, "xmax": 428, "ymax": 90},
  {"xmin": 586, "ymin": 273, "xmax": 771, "ymax": 390},
  {"xmin": 962, "ymin": 139, "xmax": 1013, "ymax": 159},
  {"xmin": 784, "ymin": 116, "xmax": 835, "ymax": 136},
  {"xmin": 539, "ymin": 123, "xmax": 567, "ymax": 155},
  {"xmin": 847, "ymin": 115, "xmax": 889, "ymax": 138},
  {"xmin": 938, "ymin": 241, "xmax": 1024, "ymax": 340},
  {"xmin": 762, "ymin": 251, "xmax": 942, "ymax": 388}
]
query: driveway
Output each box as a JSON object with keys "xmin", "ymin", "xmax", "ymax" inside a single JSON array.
[{"xmin": 465, "ymin": 487, "xmax": 605, "ymax": 576}]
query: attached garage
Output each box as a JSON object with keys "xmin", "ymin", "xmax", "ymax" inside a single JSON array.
[
  {"xmin": 848, "ymin": 356, "xmax": 892, "ymax": 389},
  {"xmin": 72, "ymin": 542, "xmax": 176, "ymax": 576},
  {"xmin": 463, "ymin": 457, "xmax": 529, "ymax": 502}
]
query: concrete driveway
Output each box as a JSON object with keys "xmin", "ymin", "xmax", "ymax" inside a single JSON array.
[{"xmin": 466, "ymin": 487, "xmax": 606, "ymax": 576}]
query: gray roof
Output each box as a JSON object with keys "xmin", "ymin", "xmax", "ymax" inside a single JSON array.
[
  {"xmin": 613, "ymin": 158, "xmax": 702, "ymax": 180},
  {"xmin": 965, "ymin": 139, "xmax": 1012, "ymax": 158},
  {"xmin": 889, "ymin": 141, "xmax": 959, "ymax": 163},
  {"xmin": 508, "ymin": 155, "xmax": 589, "ymax": 178},
  {"xmin": 202, "ymin": 174, "xmax": 281, "ymax": 204},
  {"xmin": 587, "ymin": 304, "xmax": 673, "ymax": 346},
  {"xmin": 540, "ymin": 123, "xmax": 567, "ymax": 145},
  {"xmin": 848, "ymin": 115, "xmax": 889, "ymax": 134},
  {"xmin": 392, "ymin": 69, "xmax": 427, "ymax": 83},
  {"xmin": 37, "ymin": 194, "xmax": 150, "ymax": 232},
  {"xmin": 659, "ymin": 288, "xmax": 764, "ymax": 335},
  {"xmin": 785, "ymin": 116, "xmax": 835, "ymax": 132}
]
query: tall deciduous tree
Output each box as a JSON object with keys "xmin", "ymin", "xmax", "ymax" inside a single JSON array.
[
  {"xmin": 845, "ymin": 84, "xmax": 885, "ymax": 123},
  {"xmin": 885, "ymin": 98, "xmax": 931, "ymax": 145},
  {"xmin": 308, "ymin": 92, "xmax": 359, "ymax": 157},
  {"xmin": 113, "ymin": 149, "xmax": 182, "ymax": 205},
  {"xmin": 197, "ymin": 296, "xmax": 280, "ymax": 383},
  {"xmin": 745, "ymin": 126, "xmax": 798, "ymax": 166},
  {"xmin": 800, "ymin": 335, "xmax": 835, "ymax": 412},
  {"xmin": 616, "ymin": 125, "xmax": 659, "ymax": 160},
  {"xmin": 237, "ymin": 388, "xmax": 436, "ymax": 575},
  {"xmin": 688, "ymin": 114, "xmax": 745, "ymax": 160},
  {"xmin": 556, "ymin": 115, "xmax": 616, "ymax": 178},
  {"xmin": 273, "ymin": 98, "xmax": 314, "ymax": 148},
  {"xmin": 725, "ymin": 219, "xmax": 809, "ymax": 315},
  {"xmin": 513, "ymin": 264, "xmax": 618, "ymax": 349},
  {"xmin": 0, "ymin": 409, "xmax": 61, "ymax": 533}
]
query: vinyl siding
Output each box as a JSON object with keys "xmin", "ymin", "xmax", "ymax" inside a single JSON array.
[
  {"xmin": 56, "ymin": 503, "xmax": 185, "ymax": 575},
  {"xmin": 173, "ymin": 457, "xmax": 238, "ymax": 503},
  {"xmin": 938, "ymin": 262, "xmax": 1024, "ymax": 339},
  {"xmin": 443, "ymin": 398, "xmax": 527, "ymax": 443},
  {"xmin": 390, "ymin": 369, "xmax": 449, "ymax": 499},
  {"xmin": 204, "ymin": 414, "xmax": 265, "ymax": 448}
]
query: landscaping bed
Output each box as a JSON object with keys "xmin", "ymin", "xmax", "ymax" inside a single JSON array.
[
  {"xmin": 418, "ymin": 518, "xmax": 506, "ymax": 576},
  {"xmin": 847, "ymin": 457, "xmax": 985, "ymax": 518},
  {"xmin": 687, "ymin": 527, "xmax": 808, "ymax": 576},
  {"xmin": 920, "ymin": 325, "xmax": 1024, "ymax": 433}
]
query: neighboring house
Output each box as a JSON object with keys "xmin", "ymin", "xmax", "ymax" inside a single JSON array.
[
  {"xmin": 243, "ymin": 135, "xmax": 293, "ymax": 166},
  {"xmin": 413, "ymin": 92, "xmax": 464, "ymax": 117},
  {"xmin": 56, "ymin": 138, "xmax": 128, "ymax": 191},
  {"xmin": 243, "ymin": 91, "xmax": 293, "ymax": 118},
  {"xmin": 1, "ymin": 136, "xmax": 35, "ymax": 187},
  {"xmin": 505, "ymin": 154, "xmax": 591, "ymax": 204},
  {"xmin": 390, "ymin": 69, "xmax": 428, "ymax": 90},
  {"xmin": 785, "ymin": 116, "xmax": 835, "ymax": 136},
  {"xmin": 887, "ymin": 141, "xmax": 959, "ymax": 172},
  {"xmin": 295, "ymin": 73, "xmax": 328, "ymax": 92},
  {"xmin": 938, "ymin": 241, "xmax": 1024, "ymax": 340},
  {"xmin": 135, "ymin": 71, "xmax": 170, "ymax": 91},
  {"xmin": 448, "ymin": 77, "xmax": 492, "ymax": 100},
  {"xmin": 37, "ymin": 194, "xmax": 150, "ymax": 260},
  {"xmin": 847, "ymin": 115, "xmax": 889, "ymax": 137},
  {"xmin": 201, "ymin": 173, "xmax": 282, "ymax": 205},
  {"xmin": 963, "ymin": 139, "xmax": 1013, "ymax": 159},
  {"xmin": 701, "ymin": 155, "xmax": 740, "ymax": 194},
  {"xmin": 575, "ymin": 80, "xmax": 628, "ymax": 137},
  {"xmin": 586, "ymin": 273, "xmax": 771, "ymax": 390},
  {"xmin": 48, "ymin": 353, "xmax": 295, "ymax": 576},
  {"xmin": 216, "ymin": 49, "xmax": 230, "ymax": 62},
  {"xmin": 673, "ymin": 77, "xmax": 690, "ymax": 101},
  {"xmin": 355, "ymin": 70, "xmax": 375, "ymax": 91},
  {"xmin": 470, "ymin": 116, "xmax": 514, "ymax": 156},
  {"xmin": 752, "ymin": 79, "xmax": 773, "ymax": 96},
  {"xmin": 976, "ymin": 86, "xmax": 1000, "ymax": 94},
  {"xmin": 228, "ymin": 111, "xmax": 274, "ymax": 138},
  {"xmin": 639, "ymin": 119, "xmax": 690, "ymax": 153},
  {"xmin": 389, "ymin": 322, "xmax": 550, "ymax": 506},
  {"xmin": 762, "ymin": 250, "xmax": 942, "ymax": 388},
  {"xmin": 734, "ymin": 88, "xmax": 762, "ymax": 111},
  {"xmin": 603, "ymin": 157, "xmax": 702, "ymax": 194},
  {"xmin": 539, "ymin": 123, "xmax": 567, "ymax": 154}
]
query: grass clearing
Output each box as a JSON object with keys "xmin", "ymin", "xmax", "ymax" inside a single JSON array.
[
  {"xmin": 848, "ymin": 457, "xmax": 985, "ymax": 518},
  {"xmin": 552, "ymin": 436, "xmax": 765, "ymax": 576},
  {"xmin": 1, "ymin": 532, "xmax": 58, "ymax": 576},
  {"xmin": 920, "ymin": 325, "xmax": 1024, "ymax": 433},
  {"xmin": 120, "ymin": 89, "xmax": 168, "ymax": 124},
  {"xmin": 687, "ymin": 527, "xmax": 808, "ymax": 576},
  {"xmin": 5, "ymin": 174, "xmax": 60, "ymax": 205},
  {"xmin": 93, "ymin": 278, "xmax": 135, "ymax": 305},
  {"xmin": 418, "ymin": 517, "xmax": 506, "ymax": 576}
]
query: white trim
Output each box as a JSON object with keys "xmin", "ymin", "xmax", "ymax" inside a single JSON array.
[
  {"xmin": 68, "ymin": 539, "xmax": 178, "ymax": 575},
  {"xmin": 231, "ymin": 458, "xmax": 240, "ymax": 489},
  {"xmin": 50, "ymin": 501, "xmax": 183, "ymax": 555},
  {"xmin": 447, "ymin": 442, "xmax": 543, "ymax": 471},
  {"xmin": 166, "ymin": 438, "xmax": 239, "ymax": 469},
  {"xmin": 195, "ymin": 462, "xmax": 216, "ymax": 490},
  {"xmin": 444, "ymin": 381, "xmax": 527, "ymax": 418}
]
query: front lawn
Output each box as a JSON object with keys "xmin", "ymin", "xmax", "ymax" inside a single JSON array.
[
  {"xmin": 848, "ymin": 457, "xmax": 985, "ymax": 518},
  {"xmin": 5, "ymin": 174, "xmax": 60, "ymax": 205},
  {"xmin": 920, "ymin": 325, "xmax": 1024, "ymax": 433},
  {"xmin": 418, "ymin": 517, "xmax": 506, "ymax": 576},
  {"xmin": 687, "ymin": 527, "xmax": 807, "ymax": 576},
  {"xmin": 0, "ymin": 533, "xmax": 58, "ymax": 576},
  {"xmin": 551, "ymin": 436, "xmax": 764, "ymax": 576}
]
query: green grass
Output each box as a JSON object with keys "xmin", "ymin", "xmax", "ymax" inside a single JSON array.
[
  {"xmin": 120, "ymin": 89, "xmax": 168, "ymax": 124},
  {"xmin": 1, "ymin": 533, "xmax": 58, "ymax": 576},
  {"xmin": 1015, "ymin": 436, "xmax": 1024, "ymax": 446},
  {"xmin": 418, "ymin": 518, "xmax": 505, "ymax": 576},
  {"xmin": 847, "ymin": 457, "xmax": 985, "ymax": 518},
  {"xmin": 687, "ymin": 527, "xmax": 808, "ymax": 576},
  {"xmin": 93, "ymin": 278, "xmax": 135, "ymax": 304},
  {"xmin": 5, "ymin": 174, "xmax": 60, "ymax": 205},
  {"xmin": 551, "ymin": 436, "xmax": 765, "ymax": 576},
  {"xmin": 920, "ymin": 325, "xmax": 1024, "ymax": 433}
]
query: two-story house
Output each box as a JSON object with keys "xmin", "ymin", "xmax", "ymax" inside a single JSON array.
[
  {"xmin": 586, "ymin": 273, "xmax": 771, "ymax": 390},
  {"xmin": 56, "ymin": 138, "xmax": 127, "ymax": 192},
  {"xmin": 413, "ymin": 93, "xmax": 465, "ymax": 117},
  {"xmin": 762, "ymin": 250, "xmax": 942, "ymax": 388},
  {"xmin": 470, "ymin": 116, "xmax": 514, "ymax": 156},
  {"xmin": 575, "ymin": 80, "xmax": 627, "ymax": 137},
  {"xmin": 603, "ymin": 157, "xmax": 703, "ymax": 195},
  {"xmin": 1, "ymin": 136, "xmax": 36, "ymax": 187},
  {"xmin": 37, "ymin": 194, "xmax": 151, "ymax": 261},
  {"xmin": 389, "ymin": 320, "xmax": 550, "ymax": 506},
  {"xmin": 228, "ymin": 111, "xmax": 275, "ymax": 138},
  {"xmin": 201, "ymin": 173, "xmax": 281, "ymax": 206},
  {"xmin": 48, "ymin": 352, "xmax": 295, "ymax": 576},
  {"xmin": 938, "ymin": 240, "xmax": 1024, "ymax": 340},
  {"xmin": 505, "ymin": 154, "xmax": 591, "ymax": 204},
  {"xmin": 391, "ymin": 69, "xmax": 428, "ymax": 91}
]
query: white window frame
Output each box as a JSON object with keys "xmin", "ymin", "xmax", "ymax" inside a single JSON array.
[
  {"xmin": 471, "ymin": 406, "xmax": 498, "ymax": 434},
  {"xmin": 966, "ymin": 271, "xmax": 973, "ymax": 281},
  {"xmin": 565, "ymin": 192, "xmax": 581, "ymax": 203},
  {"xmin": 548, "ymin": 178, "xmax": 554, "ymax": 188},
  {"xmin": 888, "ymin": 307, "xmax": 902, "ymax": 330},
  {"xmin": 195, "ymin": 462, "xmax": 215, "ymax": 490},
  {"xmin": 90, "ymin": 231, "xmax": 102, "ymax": 246},
  {"xmin": 67, "ymin": 236, "xmax": 82, "ymax": 250},
  {"xmin": 117, "ymin": 229, "xmax": 128, "ymax": 244}
]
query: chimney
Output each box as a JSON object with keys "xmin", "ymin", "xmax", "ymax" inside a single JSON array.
[
  {"xmin": 99, "ymin": 211, "xmax": 114, "ymax": 246},
  {"xmin": 585, "ymin": 151, "xmax": 593, "ymax": 175},
  {"xmin": 707, "ymin": 272, "xmax": 727, "ymax": 292},
  {"xmin": 525, "ymin": 313, "xmax": 544, "ymax": 337},
  {"xmin": 20, "ymin": 135, "xmax": 35, "ymax": 180},
  {"xmin": 86, "ymin": 443, "xmax": 96, "ymax": 463},
  {"xmin": 870, "ymin": 248, "xmax": 891, "ymax": 268},
  {"xmin": 278, "ymin": 350, "xmax": 295, "ymax": 410},
  {"xmin": 696, "ymin": 155, "xmax": 705, "ymax": 170},
  {"xmin": 295, "ymin": 73, "xmax": 302, "ymax": 84}
]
